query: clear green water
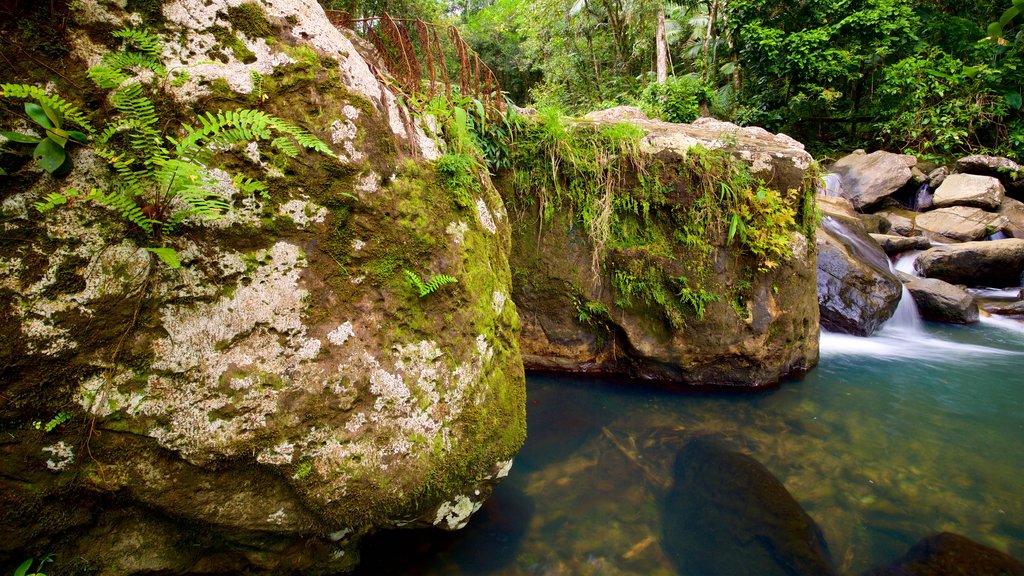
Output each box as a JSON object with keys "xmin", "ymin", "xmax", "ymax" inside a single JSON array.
[{"xmin": 358, "ymin": 318, "xmax": 1024, "ymax": 575}]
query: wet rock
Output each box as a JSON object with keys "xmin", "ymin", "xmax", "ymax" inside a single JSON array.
[
  {"xmin": 928, "ymin": 166, "xmax": 950, "ymax": 189},
  {"xmin": 874, "ymin": 208, "xmax": 920, "ymax": 237},
  {"xmin": 817, "ymin": 217, "xmax": 901, "ymax": 335},
  {"xmin": 902, "ymin": 277, "xmax": 979, "ymax": 324},
  {"xmin": 661, "ymin": 437, "xmax": 835, "ymax": 576},
  {"xmin": 933, "ymin": 174, "xmax": 1005, "ymax": 210},
  {"xmin": 984, "ymin": 300, "xmax": 1024, "ymax": 315},
  {"xmin": 831, "ymin": 150, "xmax": 916, "ymax": 210},
  {"xmin": 914, "ymin": 206, "xmax": 1009, "ymax": 242},
  {"xmin": 866, "ymin": 532, "xmax": 1024, "ymax": 576},
  {"xmin": 1000, "ymin": 198, "xmax": 1024, "ymax": 239},
  {"xmin": 870, "ymin": 234, "xmax": 931, "ymax": 256},
  {"xmin": 915, "ymin": 239, "xmax": 1024, "ymax": 287}
]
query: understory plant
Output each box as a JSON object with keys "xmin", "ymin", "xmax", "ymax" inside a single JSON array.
[{"xmin": 2, "ymin": 28, "xmax": 335, "ymax": 268}]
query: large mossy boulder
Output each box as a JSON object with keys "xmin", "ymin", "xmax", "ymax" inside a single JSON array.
[
  {"xmin": 661, "ymin": 437, "xmax": 835, "ymax": 576},
  {"xmin": 0, "ymin": 1, "xmax": 523, "ymax": 573},
  {"xmin": 503, "ymin": 109, "xmax": 820, "ymax": 386}
]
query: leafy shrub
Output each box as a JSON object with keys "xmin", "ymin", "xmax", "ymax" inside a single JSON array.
[{"xmin": 638, "ymin": 75, "xmax": 713, "ymax": 124}]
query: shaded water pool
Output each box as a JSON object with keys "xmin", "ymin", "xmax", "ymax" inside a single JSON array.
[{"xmin": 357, "ymin": 317, "xmax": 1024, "ymax": 575}]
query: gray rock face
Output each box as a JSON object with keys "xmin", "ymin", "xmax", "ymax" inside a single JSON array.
[
  {"xmin": 817, "ymin": 217, "xmax": 902, "ymax": 335},
  {"xmin": 915, "ymin": 239, "xmax": 1024, "ymax": 287},
  {"xmin": 870, "ymin": 234, "xmax": 931, "ymax": 256},
  {"xmin": 903, "ymin": 277, "xmax": 979, "ymax": 324},
  {"xmin": 927, "ymin": 166, "xmax": 950, "ymax": 188},
  {"xmin": 914, "ymin": 206, "xmax": 1009, "ymax": 242},
  {"xmin": 831, "ymin": 150, "xmax": 915, "ymax": 210},
  {"xmin": 932, "ymin": 173, "xmax": 1005, "ymax": 210},
  {"xmin": 956, "ymin": 154, "xmax": 1024, "ymax": 200}
]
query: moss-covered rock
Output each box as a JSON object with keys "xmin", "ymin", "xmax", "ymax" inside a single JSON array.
[
  {"xmin": 0, "ymin": 0, "xmax": 523, "ymax": 573},
  {"xmin": 502, "ymin": 107, "xmax": 819, "ymax": 386}
]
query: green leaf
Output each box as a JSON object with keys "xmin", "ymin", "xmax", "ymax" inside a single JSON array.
[
  {"xmin": 962, "ymin": 66, "xmax": 981, "ymax": 78},
  {"xmin": 15, "ymin": 558, "xmax": 33, "ymax": 576},
  {"xmin": 0, "ymin": 130, "xmax": 41, "ymax": 143},
  {"xmin": 45, "ymin": 129, "xmax": 69, "ymax": 148},
  {"xmin": 988, "ymin": 21, "xmax": 1004, "ymax": 39},
  {"xmin": 67, "ymin": 130, "xmax": 89, "ymax": 144},
  {"xmin": 33, "ymin": 138, "xmax": 66, "ymax": 173},
  {"xmin": 999, "ymin": 6, "xmax": 1020, "ymax": 27},
  {"xmin": 40, "ymin": 99, "xmax": 63, "ymax": 127},
  {"xmin": 24, "ymin": 102, "xmax": 54, "ymax": 129},
  {"xmin": 1006, "ymin": 92, "xmax": 1023, "ymax": 110},
  {"xmin": 147, "ymin": 247, "xmax": 181, "ymax": 269}
]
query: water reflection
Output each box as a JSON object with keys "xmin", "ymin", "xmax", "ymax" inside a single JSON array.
[{"xmin": 359, "ymin": 320, "xmax": 1024, "ymax": 575}]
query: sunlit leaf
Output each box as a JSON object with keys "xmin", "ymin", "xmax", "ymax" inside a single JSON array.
[
  {"xmin": 0, "ymin": 130, "xmax": 41, "ymax": 144},
  {"xmin": 24, "ymin": 102, "xmax": 54, "ymax": 129}
]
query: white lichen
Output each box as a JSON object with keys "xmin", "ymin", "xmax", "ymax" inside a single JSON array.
[
  {"xmin": 445, "ymin": 221, "xmax": 469, "ymax": 244},
  {"xmin": 42, "ymin": 441, "xmax": 75, "ymax": 472},
  {"xmin": 476, "ymin": 199, "xmax": 497, "ymax": 234},
  {"xmin": 433, "ymin": 495, "xmax": 481, "ymax": 530},
  {"xmin": 351, "ymin": 239, "xmax": 366, "ymax": 251},
  {"xmin": 328, "ymin": 322, "xmax": 354, "ymax": 346},
  {"xmin": 494, "ymin": 458, "xmax": 514, "ymax": 479},
  {"xmin": 278, "ymin": 199, "xmax": 329, "ymax": 227},
  {"xmin": 267, "ymin": 508, "xmax": 288, "ymax": 525},
  {"xmin": 257, "ymin": 440, "xmax": 296, "ymax": 465},
  {"xmin": 491, "ymin": 291, "xmax": 508, "ymax": 315}
]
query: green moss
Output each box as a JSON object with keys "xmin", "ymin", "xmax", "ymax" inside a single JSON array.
[
  {"xmin": 226, "ymin": 3, "xmax": 273, "ymax": 39},
  {"xmin": 208, "ymin": 25, "xmax": 256, "ymax": 64}
]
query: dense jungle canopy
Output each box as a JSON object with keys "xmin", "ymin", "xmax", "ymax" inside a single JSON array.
[{"xmin": 321, "ymin": 0, "xmax": 1023, "ymax": 161}]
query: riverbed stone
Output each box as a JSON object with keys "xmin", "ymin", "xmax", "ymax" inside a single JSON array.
[
  {"xmin": 915, "ymin": 239, "xmax": 1024, "ymax": 287},
  {"xmin": 1000, "ymin": 197, "xmax": 1024, "ymax": 239},
  {"xmin": 817, "ymin": 217, "xmax": 902, "ymax": 335},
  {"xmin": 873, "ymin": 208, "xmax": 920, "ymax": 236},
  {"xmin": 955, "ymin": 155, "xmax": 1024, "ymax": 198},
  {"xmin": 932, "ymin": 174, "xmax": 1005, "ymax": 210},
  {"xmin": 870, "ymin": 234, "xmax": 931, "ymax": 256},
  {"xmin": 902, "ymin": 277, "xmax": 979, "ymax": 324},
  {"xmin": 914, "ymin": 206, "xmax": 1009, "ymax": 242},
  {"xmin": 867, "ymin": 532, "xmax": 1024, "ymax": 576},
  {"xmin": 831, "ymin": 150, "xmax": 916, "ymax": 210},
  {"xmin": 661, "ymin": 437, "xmax": 835, "ymax": 576}
]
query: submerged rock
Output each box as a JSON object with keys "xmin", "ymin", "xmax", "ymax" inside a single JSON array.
[
  {"xmin": 831, "ymin": 150, "xmax": 916, "ymax": 211},
  {"xmin": 915, "ymin": 239, "xmax": 1024, "ymax": 287},
  {"xmin": 817, "ymin": 216, "xmax": 901, "ymax": 335},
  {"xmin": 866, "ymin": 532, "xmax": 1024, "ymax": 576},
  {"xmin": 661, "ymin": 437, "xmax": 835, "ymax": 576}
]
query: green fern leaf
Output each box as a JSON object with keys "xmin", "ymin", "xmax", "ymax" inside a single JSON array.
[
  {"xmin": 146, "ymin": 247, "xmax": 181, "ymax": 269},
  {"xmin": 0, "ymin": 83, "xmax": 95, "ymax": 134},
  {"xmin": 404, "ymin": 269, "xmax": 458, "ymax": 297}
]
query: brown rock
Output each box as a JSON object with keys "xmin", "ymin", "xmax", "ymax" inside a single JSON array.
[
  {"xmin": 914, "ymin": 206, "xmax": 1009, "ymax": 242},
  {"xmin": 867, "ymin": 532, "xmax": 1024, "ymax": 576},
  {"xmin": 870, "ymin": 234, "xmax": 931, "ymax": 256},
  {"xmin": 933, "ymin": 174, "xmax": 1005, "ymax": 210},
  {"xmin": 915, "ymin": 239, "xmax": 1024, "ymax": 287},
  {"xmin": 903, "ymin": 277, "xmax": 979, "ymax": 323},
  {"xmin": 831, "ymin": 150, "xmax": 916, "ymax": 210}
]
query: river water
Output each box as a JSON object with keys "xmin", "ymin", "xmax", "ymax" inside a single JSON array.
[{"xmin": 358, "ymin": 316, "xmax": 1024, "ymax": 575}]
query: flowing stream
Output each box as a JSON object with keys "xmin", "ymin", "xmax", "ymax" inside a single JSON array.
[{"xmin": 358, "ymin": 314, "xmax": 1024, "ymax": 575}]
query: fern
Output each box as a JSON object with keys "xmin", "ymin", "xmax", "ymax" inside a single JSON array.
[
  {"xmin": 0, "ymin": 84, "xmax": 95, "ymax": 133},
  {"xmin": 404, "ymin": 269, "xmax": 458, "ymax": 298},
  {"xmin": 88, "ymin": 28, "xmax": 166, "ymax": 88},
  {"xmin": 83, "ymin": 187, "xmax": 155, "ymax": 233}
]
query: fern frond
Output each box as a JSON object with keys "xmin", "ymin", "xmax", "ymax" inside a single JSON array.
[
  {"xmin": 85, "ymin": 188, "xmax": 154, "ymax": 233},
  {"xmin": 0, "ymin": 84, "xmax": 95, "ymax": 133},
  {"xmin": 112, "ymin": 28, "xmax": 164, "ymax": 58},
  {"xmin": 33, "ymin": 190, "xmax": 76, "ymax": 212},
  {"xmin": 264, "ymin": 116, "xmax": 336, "ymax": 157},
  {"xmin": 271, "ymin": 136, "xmax": 299, "ymax": 157},
  {"xmin": 404, "ymin": 269, "xmax": 458, "ymax": 297},
  {"xmin": 233, "ymin": 174, "xmax": 269, "ymax": 198}
]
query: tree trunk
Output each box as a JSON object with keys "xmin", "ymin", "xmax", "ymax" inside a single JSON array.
[
  {"xmin": 656, "ymin": 6, "xmax": 668, "ymax": 82},
  {"xmin": 704, "ymin": 0, "xmax": 720, "ymax": 78}
]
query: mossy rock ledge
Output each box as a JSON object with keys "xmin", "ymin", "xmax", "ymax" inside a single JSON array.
[
  {"xmin": 503, "ymin": 108, "xmax": 820, "ymax": 386},
  {"xmin": 0, "ymin": 0, "xmax": 522, "ymax": 573}
]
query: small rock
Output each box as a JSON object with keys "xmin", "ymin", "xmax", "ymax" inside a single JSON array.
[
  {"xmin": 927, "ymin": 166, "xmax": 950, "ymax": 188},
  {"xmin": 984, "ymin": 301, "xmax": 1024, "ymax": 315},
  {"xmin": 873, "ymin": 208, "xmax": 920, "ymax": 237},
  {"xmin": 903, "ymin": 277, "xmax": 979, "ymax": 324},
  {"xmin": 870, "ymin": 234, "xmax": 931, "ymax": 256},
  {"xmin": 1000, "ymin": 197, "xmax": 1024, "ymax": 239}
]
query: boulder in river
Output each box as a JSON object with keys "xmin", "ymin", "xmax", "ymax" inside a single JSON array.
[
  {"xmin": 914, "ymin": 239, "xmax": 1024, "ymax": 287},
  {"xmin": 914, "ymin": 206, "xmax": 1009, "ymax": 242},
  {"xmin": 955, "ymin": 155, "xmax": 1024, "ymax": 199},
  {"xmin": 866, "ymin": 532, "xmax": 1024, "ymax": 576},
  {"xmin": 870, "ymin": 234, "xmax": 931, "ymax": 256},
  {"xmin": 661, "ymin": 436, "xmax": 835, "ymax": 576},
  {"xmin": 1000, "ymin": 198, "xmax": 1024, "ymax": 239},
  {"xmin": 932, "ymin": 174, "xmax": 1005, "ymax": 211},
  {"xmin": 831, "ymin": 150, "xmax": 916, "ymax": 211},
  {"xmin": 873, "ymin": 208, "xmax": 920, "ymax": 237},
  {"xmin": 902, "ymin": 277, "xmax": 979, "ymax": 324},
  {"xmin": 817, "ymin": 217, "xmax": 902, "ymax": 335}
]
